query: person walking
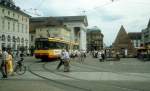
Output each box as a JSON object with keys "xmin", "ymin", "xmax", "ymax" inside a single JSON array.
[
  {"xmin": 6, "ymin": 49, "xmax": 14, "ymax": 75},
  {"xmin": 98, "ymin": 51, "xmax": 102, "ymax": 62},
  {"xmin": 63, "ymin": 50, "xmax": 70, "ymax": 72},
  {"xmin": 56, "ymin": 50, "xmax": 65, "ymax": 70},
  {"xmin": 0, "ymin": 47, "xmax": 9, "ymax": 78},
  {"xmin": 101, "ymin": 50, "xmax": 105, "ymax": 61},
  {"xmin": 79, "ymin": 50, "xmax": 86, "ymax": 63}
]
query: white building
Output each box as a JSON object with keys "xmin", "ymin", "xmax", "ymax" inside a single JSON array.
[
  {"xmin": 0, "ymin": 0, "xmax": 30, "ymax": 50},
  {"xmin": 30, "ymin": 16, "xmax": 88, "ymax": 50}
]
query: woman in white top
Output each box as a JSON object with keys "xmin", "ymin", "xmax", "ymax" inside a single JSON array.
[
  {"xmin": 63, "ymin": 50, "xmax": 70, "ymax": 72},
  {"xmin": 98, "ymin": 51, "xmax": 102, "ymax": 62}
]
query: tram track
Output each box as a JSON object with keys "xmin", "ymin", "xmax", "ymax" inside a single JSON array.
[
  {"xmin": 27, "ymin": 60, "xmax": 148, "ymax": 91},
  {"xmin": 68, "ymin": 61, "xmax": 147, "ymax": 91},
  {"xmin": 71, "ymin": 60, "xmax": 150, "ymax": 79},
  {"xmin": 28, "ymin": 62, "xmax": 92, "ymax": 91},
  {"xmin": 45, "ymin": 61, "xmax": 143, "ymax": 91}
]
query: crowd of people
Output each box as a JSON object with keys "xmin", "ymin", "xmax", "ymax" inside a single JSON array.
[
  {"xmin": 56, "ymin": 49, "xmax": 87, "ymax": 72},
  {"xmin": 0, "ymin": 47, "xmax": 24, "ymax": 78},
  {"xmin": 0, "ymin": 48, "xmax": 14, "ymax": 78},
  {"xmin": 0, "ymin": 48, "xmax": 121, "ymax": 78}
]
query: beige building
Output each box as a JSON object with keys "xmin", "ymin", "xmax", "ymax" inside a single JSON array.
[
  {"xmin": 0, "ymin": 0, "xmax": 30, "ymax": 50},
  {"xmin": 30, "ymin": 16, "xmax": 88, "ymax": 50},
  {"xmin": 29, "ymin": 18, "xmax": 71, "ymax": 48}
]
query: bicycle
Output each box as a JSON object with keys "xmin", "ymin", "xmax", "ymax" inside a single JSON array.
[{"xmin": 14, "ymin": 57, "xmax": 26, "ymax": 75}]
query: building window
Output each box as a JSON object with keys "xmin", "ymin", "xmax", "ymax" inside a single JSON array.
[
  {"xmin": 21, "ymin": 38, "xmax": 24, "ymax": 43},
  {"xmin": 2, "ymin": 43, "xmax": 6, "ymax": 49},
  {"xmin": 13, "ymin": 36, "xmax": 16, "ymax": 42},
  {"xmin": 2, "ymin": 35, "xmax": 5, "ymax": 41},
  {"xmin": 13, "ymin": 22, "xmax": 15, "ymax": 32},
  {"xmin": 7, "ymin": 35, "xmax": 11, "ymax": 42},
  {"xmin": 17, "ymin": 37, "xmax": 20, "ymax": 43},
  {"xmin": 8, "ymin": 22, "xmax": 10, "ymax": 30},
  {"xmin": 13, "ymin": 13, "xmax": 15, "ymax": 17},
  {"xmin": 2, "ymin": 9, "xmax": 5, "ymax": 13},
  {"xmin": 8, "ymin": 11, "xmax": 10, "ymax": 16},
  {"xmin": 25, "ymin": 39, "xmax": 28, "ymax": 45},
  {"xmin": 2, "ymin": 19, "xmax": 5, "ymax": 29}
]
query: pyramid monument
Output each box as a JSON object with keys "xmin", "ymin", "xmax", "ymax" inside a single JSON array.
[{"xmin": 113, "ymin": 25, "xmax": 135, "ymax": 57}]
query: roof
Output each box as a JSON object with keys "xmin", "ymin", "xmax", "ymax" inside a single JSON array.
[
  {"xmin": 0, "ymin": 0, "xmax": 30, "ymax": 17},
  {"xmin": 29, "ymin": 18, "xmax": 67, "ymax": 33},
  {"xmin": 128, "ymin": 32, "xmax": 141, "ymax": 40},
  {"xmin": 87, "ymin": 27, "xmax": 103, "ymax": 37},
  {"xmin": 87, "ymin": 26, "xmax": 101, "ymax": 32},
  {"xmin": 30, "ymin": 16, "xmax": 88, "ymax": 26}
]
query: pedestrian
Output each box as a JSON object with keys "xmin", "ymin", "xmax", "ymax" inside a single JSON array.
[
  {"xmin": 116, "ymin": 52, "xmax": 120, "ymax": 61},
  {"xmin": 56, "ymin": 50, "xmax": 65, "ymax": 70},
  {"xmin": 101, "ymin": 50, "xmax": 105, "ymax": 61},
  {"xmin": 0, "ymin": 47, "xmax": 9, "ymax": 78},
  {"xmin": 79, "ymin": 50, "xmax": 86, "ymax": 63},
  {"xmin": 63, "ymin": 50, "xmax": 70, "ymax": 72},
  {"xmin": 6, "ymin": 49, "xmax": 14, "ymax": 75},
  {"xmin": 97, "ymin": 51, "xmax": 102, "ymax": 62}
]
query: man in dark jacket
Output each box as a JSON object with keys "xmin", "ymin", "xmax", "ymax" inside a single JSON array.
[
  {"xmin": 56, "ymin": 50, "xmax": 65, "ymax": 70},
  {"xmin": 0, "ymin": 47, "xmax": 8, "ymax": 78}
]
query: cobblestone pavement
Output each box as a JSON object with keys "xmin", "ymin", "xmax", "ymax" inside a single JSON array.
[{"xmin": 0, "ymin": 55, "xmax": 150, "ymax": 91}]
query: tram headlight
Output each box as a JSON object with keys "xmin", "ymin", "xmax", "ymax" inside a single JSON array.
[{"xmin": 54, "ymin": 50, "xmax": 61, "ymax": 55}]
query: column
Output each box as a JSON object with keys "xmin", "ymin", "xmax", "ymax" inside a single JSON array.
[
  {"xmin": 69, "ymin": 27, "xmax": 74, "ymax": 42},
  {"xmin": 79, "ymin": 29, "xmax": 87, "ymax": 50}
]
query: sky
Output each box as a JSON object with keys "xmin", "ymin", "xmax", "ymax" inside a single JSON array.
[{"xmin": 14, "ymin": 0, "xmax": 150, "ymax": 46}]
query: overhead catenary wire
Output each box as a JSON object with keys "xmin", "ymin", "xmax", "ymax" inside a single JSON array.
[{"xmin": 14, "ymin": 0, "xmax": 44, "ymax": 16}]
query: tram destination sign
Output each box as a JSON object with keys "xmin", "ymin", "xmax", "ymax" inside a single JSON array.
[{"xmin": 36, "ymin": 38, "xmax": 48, "ymax": 41}]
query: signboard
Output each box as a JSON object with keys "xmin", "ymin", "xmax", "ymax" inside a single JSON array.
[{"xmin": 36, "ymin": 38, "xmax": 48, "ymax": 41}]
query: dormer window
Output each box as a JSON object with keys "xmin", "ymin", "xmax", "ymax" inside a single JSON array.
[{"xmin": 8, "ymin": 11, "xmax": 10, "ymax": 15}]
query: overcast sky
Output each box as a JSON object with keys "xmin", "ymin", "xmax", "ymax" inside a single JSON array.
[{"xmin": 14, "ymin": 0, "xmax": 150, "ymax": 46}]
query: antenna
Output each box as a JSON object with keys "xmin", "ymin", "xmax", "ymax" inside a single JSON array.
[
  {"xmin": 13, "ymin": 0, "xmax": 42, "ymax": 16},
  {"xmin": 23, "ymin": 8, "xmax": 41, "ymax": 16}
]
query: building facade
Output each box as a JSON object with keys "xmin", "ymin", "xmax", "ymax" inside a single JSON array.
[
  {"xmin": 29, "ymin": 18, "xmax": 71, "ymax": 48},
  {"xmin": 0, "ymin": 0, "xmax": 30, "ymax": 50},
  {"xmin": 141, "ymin": 20, "xmax": 150, "ymax": 49},
  {"xmin": 87, "ymin": 27, "xmax": 103, "ymax": 51},
  {"xmin": 30, "ymin": 16, "xmax": 88, "ymax": 50},
  {"xmin": 128, "ymin": 32, "xmax": 142, "ymax": 49}
]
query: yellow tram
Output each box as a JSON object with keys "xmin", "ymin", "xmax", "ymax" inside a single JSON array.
[{"xmin": 34, "ymin": 37, "xmax": 78, "ymax": 60}]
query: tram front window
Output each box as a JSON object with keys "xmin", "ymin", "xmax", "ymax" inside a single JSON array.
[{"xmin": 36, "ymin": 41, "xmax": 66, "ymax": 50}]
